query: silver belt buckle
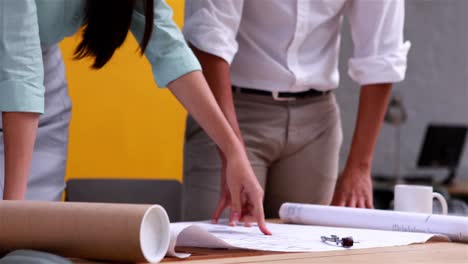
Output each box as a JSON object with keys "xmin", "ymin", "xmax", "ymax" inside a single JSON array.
[{"xmin": 272, "ymin": 91, "xmax": 296, "ymax": 101}]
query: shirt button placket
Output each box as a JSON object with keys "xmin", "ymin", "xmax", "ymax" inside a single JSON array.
[{"xmin": 287, "ymin": 0, "xmax": 308, "ymax": 91}]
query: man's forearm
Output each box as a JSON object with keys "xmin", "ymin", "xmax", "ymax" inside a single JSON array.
[
  {"xmin": 190, "ymin": 45, "xmax": 243, "ymax": 140},
  {"xmin": 3, "ymin": 112, "xmax": 39, "ymax": 200},
  {"xmin": 345, "ymin": 84, "xmax": 392, "ymax": 170}
]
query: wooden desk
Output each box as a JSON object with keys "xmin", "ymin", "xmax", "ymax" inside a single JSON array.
[
  {"xmin": 71, "ymin": 219, "xmax": 467, "ymax": 263},
  {"xmin": 162, "ymin": 243, "xmax": 467, "ymax": 264},
  {"xmin": 74, "ymin": 242, "xmax": 467, "ymax": 264},
  {"xmin": 449, "ymin": 180, "xmax": 468, "ymax": 197}
]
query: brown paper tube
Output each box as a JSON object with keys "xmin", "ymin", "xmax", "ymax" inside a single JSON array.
[{"xmin": 0, "ymin": 201, "xmax": 170, "ymax": 263}]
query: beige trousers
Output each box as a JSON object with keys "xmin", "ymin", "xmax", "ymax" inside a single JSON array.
[{"xmin": 182, "ymin": 91, "xmax": 343, "ymax": 220}]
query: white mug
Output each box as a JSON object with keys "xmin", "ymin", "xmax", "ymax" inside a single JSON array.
[{"xmin": 394, "ymin": 184, "xmax": 448, "ymax": 215}]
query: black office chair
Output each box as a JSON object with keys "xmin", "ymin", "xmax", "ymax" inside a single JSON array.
[{"xmin": 65, "ymin": 179, "xmax": 182, "ymax": 222}]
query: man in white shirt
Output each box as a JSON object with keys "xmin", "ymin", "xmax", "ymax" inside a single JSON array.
[{"xmin": 182, "ymin": 0, "xmax": 410, "ymax": 221}]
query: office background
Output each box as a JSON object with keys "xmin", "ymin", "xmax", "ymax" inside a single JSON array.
[{"xmin": 61, "ymin": 0, "xmax": 468, "ymax": 184}]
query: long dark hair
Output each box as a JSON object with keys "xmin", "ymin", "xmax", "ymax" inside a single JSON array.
[{"xmin": 74, "ymin": 0, "xmax": 154, "ymax": 69}]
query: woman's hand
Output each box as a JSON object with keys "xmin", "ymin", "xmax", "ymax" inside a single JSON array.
[
  {"xmin": 226, "ymin": 151, "xmax": 271, "ymax": 234},
  {"xmin": 168, "ymin": 71, "xmax": 270, "ymax": 235},
  {"xmin": 211, "ymin": 150, "xmax": 271, "ymax": 235}
]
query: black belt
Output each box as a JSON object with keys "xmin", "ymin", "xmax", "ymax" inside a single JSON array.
[{"xmin": 232, "ymin": 86, "xmax": 330, "ymax": 101}]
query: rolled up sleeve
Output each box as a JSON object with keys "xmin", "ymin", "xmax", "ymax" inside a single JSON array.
[
  {"xmin": 347, "ymin": 0, "xmax": 411, "ymax": 86},
  {"xmin": 0, "ymin": 0, "xmax": 44, "ymax": 113},
  {"xmin": 183, "ymin": 0, "xmax": 244, "ymax": 65},
  {"xmin": 131, "ymin": 0, "xmax": 201, "ymax": 88}
]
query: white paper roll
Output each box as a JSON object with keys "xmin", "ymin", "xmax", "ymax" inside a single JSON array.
[{"xmin": 279, "ymin": 203, "xmax": 468, "ymax": 242}]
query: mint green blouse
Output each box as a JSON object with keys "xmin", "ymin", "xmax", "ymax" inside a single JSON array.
[{"xmin": 0, "ymin": 0, "xmax": 201, "ymax": 114}]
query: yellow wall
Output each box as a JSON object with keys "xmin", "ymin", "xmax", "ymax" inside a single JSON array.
[{"xmin": 61, "ymin": 0, "xmax": 186, "ymax": 181}]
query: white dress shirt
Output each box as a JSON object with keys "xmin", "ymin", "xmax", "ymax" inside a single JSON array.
[{"xmin": 184, "ymin": 0, "xmax": 411, "ymax": 92}]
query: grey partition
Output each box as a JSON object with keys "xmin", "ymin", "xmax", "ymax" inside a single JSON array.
[{"xmin": 65, "ymin": 179, "xmax": 181, "ymax": 222}]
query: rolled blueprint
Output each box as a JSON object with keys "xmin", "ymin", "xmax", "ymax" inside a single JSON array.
[
  {"xmin": 279, "ymin": 203, "xmax": 468, "ymax": 242},
  {"xmin": 0, "ymin": 201, "xmax": 170, "ymax": 263}
]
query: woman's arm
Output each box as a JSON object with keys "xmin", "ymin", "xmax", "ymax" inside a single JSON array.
[
  {"xmin": 130, "ymin": 0, "xmax": 269, "ymax": 234},
  {"xmin": 0, "ymin": 1, "xmax": 45, "ymax": 200},
  {"xmin": 168, "ymin": 71, "xmax": 271, "ymax": 235},
  {"xmin": 184, "ymin": 0, "xmax": 255, "ymax": 226},
  {"xmin": 189, "ymin": 47, "xmax": 246, "ymax": 225},
  {"xmin": 2, "ymin": 113, "xmax": 39, "ymax": 200}
]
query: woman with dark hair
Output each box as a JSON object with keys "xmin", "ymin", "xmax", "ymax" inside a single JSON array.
[{"xmin": 0, "ymin": 0, "xmax": 270, "ymax": 234}]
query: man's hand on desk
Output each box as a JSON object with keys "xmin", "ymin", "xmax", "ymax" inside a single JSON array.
[{"xmin": 331, "ymin": 165, "xmax": 374, "ymax": 209}]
